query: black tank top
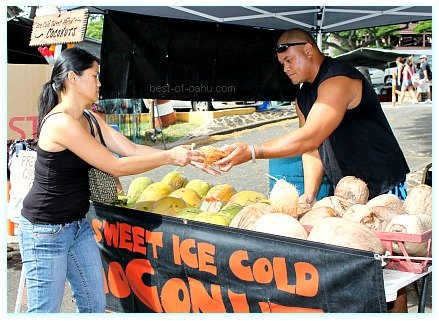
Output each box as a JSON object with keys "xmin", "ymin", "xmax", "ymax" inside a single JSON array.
[
  {"xmin": 297, "ymin": 57, "xmax": 410, "ymax": 199},
  {"xmin": 22, "ymin": 113, "xmax": 92, "ymax": 224}
]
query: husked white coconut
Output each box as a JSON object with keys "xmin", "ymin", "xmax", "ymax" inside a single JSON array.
[
  {"xmin": 334, "ymin": 176, "xmax": 369, "ymax": 204},
  {"xmin": 343, "ymin": 204, "xmax": 388, "ymax": 231},
  {"xmin": 269, "ymin": 179, "xmax": 300, "ymax": 218},
  {"xmin": 312, "ymin": 196, "xmax": 354, "ymax": 216},
  {"xmin": 299, "ymin": 206, "xmax": 339, "ymax": 226},
  {"xmin": 384, "ymin": 213, "xmax": 432, "ymax": 256},
  {"xmin": 307, "ymin": 217, "xmax": 386, "ymax": 254},
  {"xmin": 366, "ymin": 194, "xmax": 403, "ymax": 211},
  {"xmin": 252, "ymin": 212, "xmax": 308, "ymax": 240},
  {"xmin": 229, "ymin": 203, "xmax": 272, "ymax": 230},
  {"xmin": 403, "ymin": 184, "xmax": 432, "ymax": 216}
]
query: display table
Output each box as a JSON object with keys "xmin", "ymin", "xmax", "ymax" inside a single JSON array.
[{"xmin": 383, "ymin": 266, "xmax": 432, "ymax": 312}]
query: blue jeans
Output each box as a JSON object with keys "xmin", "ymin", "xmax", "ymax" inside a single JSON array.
[{"xmin": 18, "ymin": 216, "xmax": 106, "ymax": 313}]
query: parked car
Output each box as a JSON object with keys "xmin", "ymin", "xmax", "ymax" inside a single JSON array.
[
  {"xmin": 168, "ymin": 100, "xmax": 193, "ymax": 111},
  {"xmin": 357, "ymin": 65, "xmax": 399, "ymax": 87},
  {"xmin": 367, "ymin": 67, "xmax": 385, "ymax": 86}
]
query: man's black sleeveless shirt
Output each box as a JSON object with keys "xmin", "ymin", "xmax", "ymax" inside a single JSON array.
[
  {"xmin": 297, "ymin": 57, "xmax": 409, "ymax": 199},
  {"xmin": 22, "ymin": 127, "xmax": 92, "ymax": 224}
]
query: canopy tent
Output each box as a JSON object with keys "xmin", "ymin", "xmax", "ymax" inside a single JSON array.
[
  {"xmin": 7, "ymin": 16, "xmax": 46, "ymax": 64},
  {"xmin": 335, "ymin": 48, "xmax": 412, "ymax": 70},
  {"xmin": 64, "ymin": 6, "xmax": 432, "ymax": 48},
  {"xmin": 336, "ymin": 47, "xmax": 432, "ymax": 69},
  {"xmin": 65, "ymin": 6, "xmax": 432, "ymax": 33},
  {"xmin": 59, "ymin": 6, "xmax": 431, "ymax": 100}
]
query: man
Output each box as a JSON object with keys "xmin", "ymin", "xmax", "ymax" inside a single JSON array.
[
  {"xmin": 217, "ymin": 27, "xmax": 409, "ymax": 201},
  {"xmin": 394, "ymin": 56, "xmax": 405, "ymax": 97},
  {"xmin": 216, "ymin": 27, "xmax": 411, "ymax": 313},
  {"xmin": 415, "ymin": 54, "xmax": 432, "ymax": 103}
]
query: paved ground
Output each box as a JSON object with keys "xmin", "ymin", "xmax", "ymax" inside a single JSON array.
[{"xmin": 5, "ymin": 102, "xmax": 433, "ymax": 314}]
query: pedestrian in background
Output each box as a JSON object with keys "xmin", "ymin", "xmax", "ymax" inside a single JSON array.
[
  {"xmin": 415, "ymin": 54, "xmax": 432, "ymax": 103},
  {"xmin": 398, "ymin": 56, "xmax": 418, "ymax": 104},
  {"xmin": 394, "ymin": 56, "xmax": 405, "ymax": 97},
  {"xmin": 18, "ymin": 47, "xmax": 210, "ymax": 313}
]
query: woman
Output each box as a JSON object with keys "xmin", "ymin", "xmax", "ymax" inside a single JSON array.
[
  {"xmin": 19, "ymin": 47, "xmax": 209, "ymax": 313},
  {"xmin": 398, "ymin": 57, "xmax": 417, "ymax": 104}
]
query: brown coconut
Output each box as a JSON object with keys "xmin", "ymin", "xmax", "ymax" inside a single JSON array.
[
  {"xmin": 403, "ymin": 184, "xmax": 432, "ymax": 216},
  {"xmin": 334, "ymin": 176, "xmax": 369, "ymax": 204},
  {"xmin": 251, "ymin": 213, "xmax": 309, "ymax": 240},
  {"xmin": 307, "ymin": 217, "xmax": 386, "ymax": 254},
  {"xmin": 228, "ymin": 203, "xmax": 272, "ymax": 230},
  {"xmin": 312, "ymin": 196, "xmax": 354, "ymax": 216},
  {"xmin": 366, "ymin": 194, "xmax": 404, "ymax": 211},
  {"xmin": 269, "ymin": 179, "xmax": 300, "ymax": 218},
  {"xmin": 384, "ymin": 213, "xmax": 432, "ymax": 256},
  {"xmin": 299, "ymin": 206, "xmax": 339, "ymax": 226}
]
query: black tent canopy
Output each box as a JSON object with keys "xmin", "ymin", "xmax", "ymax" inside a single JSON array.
[
  {"xmin": 61, "ymin": 6, "xmax": 432, "ymax": 100},
  {"xmin": 335, "ymin": 48, "xmax": 412, "ymax": 70},
  {"xmin": 69, "ymin": 6, "xmax": 432, "ymax": 34}
]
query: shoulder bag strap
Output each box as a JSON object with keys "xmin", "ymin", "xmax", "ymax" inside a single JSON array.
[
  {"xmin": 84, "ymin": 109, "xmax": 106, "ymax": 147},
  {"xmin": 83, "ymin": 110, "xmax": 96, "ymax": 137}
]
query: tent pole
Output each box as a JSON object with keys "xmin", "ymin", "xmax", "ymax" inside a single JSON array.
[{"xmin": 317, "ymin": 30, "xmax": 323, "ymax": 50}]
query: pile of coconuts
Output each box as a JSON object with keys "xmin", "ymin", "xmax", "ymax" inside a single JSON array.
[{"xmin": 229, "ymin": 176, "xmax": 432, "ymax": 256}]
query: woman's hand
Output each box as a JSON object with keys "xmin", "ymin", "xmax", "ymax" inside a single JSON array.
[
  {"xmin": 190, "ymin": 161, "xmax": 221, "ymax": 176},
  {"xmin": 166, "ymin": 144, "xmax": 221, "ymax": 176},
  {"xmin": 167, "ymin": 145, "xmax": 204, "ymax": 167}
]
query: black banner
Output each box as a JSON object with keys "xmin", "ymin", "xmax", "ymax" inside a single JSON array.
[
  {"xmin": 99, "ymin": 10, "xmax": 298, "ymax": 101},
  {"xmin": 88, "ymin": 202, "xmax": 387, "ymax": 313}
]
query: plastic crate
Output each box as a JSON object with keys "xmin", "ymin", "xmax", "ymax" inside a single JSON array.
[
  {"xmin": 302, "ymin": 224, "xmax": 432, "ymax": 274},
  {"xmin": 268, "ymin": 156, "xmax": 333, "ymax": 201},
  {"xmin": 375, "ymin": 229, "xmax": 432, "ymax": 274}
]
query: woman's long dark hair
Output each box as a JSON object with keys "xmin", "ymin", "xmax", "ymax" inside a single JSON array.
[{"xmin": 37, "ymin": 47, "xmax": 99, "ymax": 136}]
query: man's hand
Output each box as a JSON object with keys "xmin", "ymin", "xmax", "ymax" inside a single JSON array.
[
  {"xmin": 215, "ymin": 143, "xmax": 252, "ymax": 172},
  {"xmin": 299, "ymin": 193, "xmax": 316, "ymax": 207}
]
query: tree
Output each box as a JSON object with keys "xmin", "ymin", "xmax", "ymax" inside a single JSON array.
[
  {"xmin": 323, "ymin": 24, "xmax": 411, "ymax": 55},
  {"xmin": 86, "ymin": 14, "xmax": 104, "ymax": 40},
  {"xmin": 413, "ymin": 20, "xmax": 432, "ymax": 33}
]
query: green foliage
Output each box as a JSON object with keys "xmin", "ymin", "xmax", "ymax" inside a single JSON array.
[
  {"xmin": 376, "ymin": 25, "xmax": 402, "ymax": 37},
  {"xmin": 325, "ymin": 24, "xmax": 416, "ymax": 54},
  {"xmin": 413, "ymin": 20, "xmax": 432, "ymax": 33},
  {"xmin": 86, "ymin": 14, "xmax": 104, "ymax": 40}
]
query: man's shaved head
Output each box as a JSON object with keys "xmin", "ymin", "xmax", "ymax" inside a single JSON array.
[{"xmin": 278, "ymin": 28, "xmax": 317, "ymax": 47}]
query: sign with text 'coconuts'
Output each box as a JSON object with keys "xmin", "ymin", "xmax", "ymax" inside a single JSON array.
[
  {"xmin": 29, "ymin": 9, "xmax": 89, "ymax": 46},
  {"xmin": 88, "ymin": 202, "xmax": 387, "ymax": 313}
]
